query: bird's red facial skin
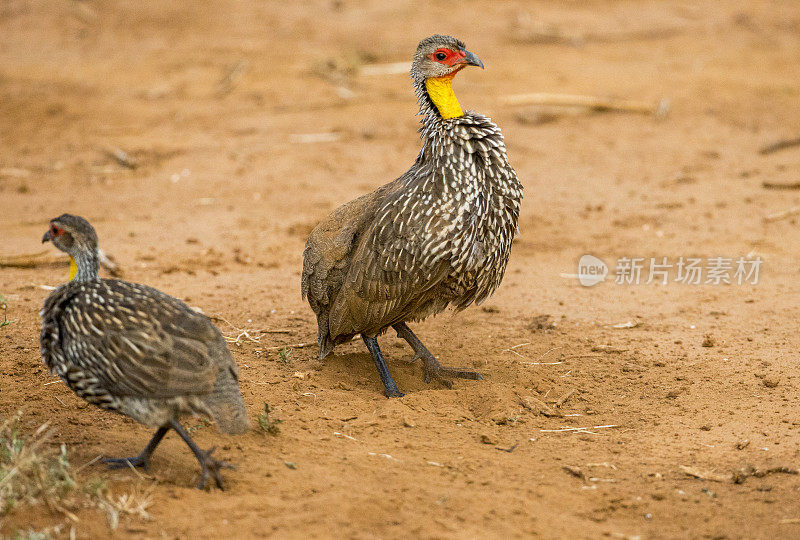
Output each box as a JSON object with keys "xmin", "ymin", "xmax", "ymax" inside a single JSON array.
[
  {"xmin": 429, "ymin": 48, "xmax": 467, "ymax": 67},
  {"xmin": 50, "ymin": 224, "xmax": 65, "ymax": 237}
]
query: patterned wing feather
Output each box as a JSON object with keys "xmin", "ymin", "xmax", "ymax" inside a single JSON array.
[
  {"xmin": 327, "ymin": 165, "xmax": 464, "ymax": 338},
  {"xmin": 57, "ymin": 280, "xmax": 218, "ymax": 398}
]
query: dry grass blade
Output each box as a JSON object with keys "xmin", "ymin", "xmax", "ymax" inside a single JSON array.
[
  {"xmin": 0, "ymin": 414, "xmax": 76, "ymax": 516},
  {"xmin": 212, "ymin": 315, "xmax": 277, "ymax": 346},
  {"xmin": 507, "ymin": 344, "xmax": 565, "ymax": 365},
  {"xmin": 95, "ymin": 487, "xmax": 153, "ymax": 530},
  {"xmin": 540, "ymin": 424, "xmax": 618, "ymax": 434}
]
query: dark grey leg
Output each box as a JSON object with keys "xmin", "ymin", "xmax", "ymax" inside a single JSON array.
[
  {"xmin": 103, "ymin": 425, "xmax": 170, "ymax": 471},
  {"xmin": 169, "ymin": 420, "xmax": 235, "ymax": 490},
  {"xmin": 393, "ymin": 322, "xmax": 484, "ymax": 386},
  {"xmin": 362, "ymin": 335, "xmax": 405, "ymax": 398}
]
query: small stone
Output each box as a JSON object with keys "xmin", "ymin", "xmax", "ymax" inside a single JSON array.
[
  {"xmin": 701, "ymin": 335, "xmax": 714, "ymax": 347},
  {"xmin": 403, "ymin": 417, "xmax": 416, "ymax": 428},
  {"xmin": 735, "ymin": 439, "xmax": 750, "ymax": 450},
  {"xmin": 480, "ymin": 434, "xmax": 497, "ymax": 445},
  {"xmin": 562, "ymin": 465, "xmax": 585, "ymax": 480},
  {"xmin": 763, "ymin": 376, "xmax": 780, "ymax": 388}
]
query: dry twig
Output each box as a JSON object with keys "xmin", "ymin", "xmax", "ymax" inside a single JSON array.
[
  {"xmin": 502, "ymin": 93, "xmax": 669, "ymax": 117},
  {"xmin": 679, "ymin": 465, "xmax": 731, "ymax": 482},
  {"xmin": 216, "ymin": 60, "xmax": 249, "ymax": 97},
  {"xmin": 0, "ymin": 250, "xmax": 61, "ymax": 269},
  {"xmin": 764, "ymin": 206, "xmax": 800, "ymax": 223},
  {"xmin": 555, "ymin": 388, "xmax": 576, "ymax": 408},
  {"xmin": 762, "ymin": 181, "xmax": 800, "ymax": 190},
  {"xmin": 103, "ymin": 147, "xmax": 137, "ymax": 169},
  {"xmin": 759, "ymin": 136, "xmax": 800, "ymax": 155},
  {"xmin": 0, "ymin": 248, "xmax": 121, "ymax": 276}
]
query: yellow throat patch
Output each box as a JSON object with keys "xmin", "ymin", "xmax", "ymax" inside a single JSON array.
[
  {"xmin": 425, "ymin": 73, "xmax": 463, "ymax": 120},
  {"xmin": 69, "ymin": 256, "xmax": 77, "ymax": 281}
]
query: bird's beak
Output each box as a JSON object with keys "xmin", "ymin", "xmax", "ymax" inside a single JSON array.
[
  {"xmin": 42, "ymin": 230, "xmax": 52, "ymax": 244},
  {"xmin": 457, "ymin": 49, "xmax": 484, "ymax": 69}
]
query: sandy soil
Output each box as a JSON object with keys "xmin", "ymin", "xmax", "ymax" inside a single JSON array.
[{"xmin": 2, "ymin": 0, "xmax": 800, "ymax": 538}]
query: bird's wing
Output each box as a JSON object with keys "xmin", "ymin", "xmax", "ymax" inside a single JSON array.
[
  {"xmin": 302, "ymin": 187, "xmax": 390, "ymax": 313},
  {"xmin": 328, "ymin": 166, "xmax": 464, "ymax": 336},
  {"xmin": 59, "ymin": 280, "xmax": 218, "ymax": 398}
]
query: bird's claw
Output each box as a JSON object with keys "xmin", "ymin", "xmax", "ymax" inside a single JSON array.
[
  {"xmin": 420, "ymin": 354, "xmax": 483, "ymax": 387},
  {"xmin": 103, "ymin": 455, "xmax": 151, "ymax": 472},
  {"xmin": 196, "ymin": 446, "xmax": 235, "ymax": 491}
]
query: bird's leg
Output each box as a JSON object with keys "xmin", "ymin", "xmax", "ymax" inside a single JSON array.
[
  {"xmin": 392, "ymin": 322, "xmax": 484, "ymax": 387},
  {"xmin": 169, "ymin": 420, "xmax": 235, "ymax": 490},
  {"xmin": 362, "ymin": 335, "xmax": 405, "ymax": 398},
  {"xmin": 102, "ymin": 425, "xmax": 170, "ymax": 471}
]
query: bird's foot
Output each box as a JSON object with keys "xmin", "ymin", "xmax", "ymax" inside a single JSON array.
[
  {"xmin": 102, "ymin": 455, "xmax": 151, "ymax": 471},
  {"xmin": 420, "ymin": 352, "xmax": 484, "ymax": 388},
  {"xmin": 384, "ymin": 387, "xmax": 406, "ymax": 398},
  {"xmin": 196, "ymin": 446, "xmax": 235, "ymax": 490}
]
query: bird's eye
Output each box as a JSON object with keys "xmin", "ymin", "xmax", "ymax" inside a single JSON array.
[
  {"xmin": 435, "ymin": 52, "xmax": 447, "ymax": 61},
  {"xmin": 50, "ymin": 224, "xmax": 63, "ymax": 236}
]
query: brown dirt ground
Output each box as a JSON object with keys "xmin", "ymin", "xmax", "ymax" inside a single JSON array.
[{"xmin": 2, "ymin": 1, "xmax": 800, "ymax": 538}]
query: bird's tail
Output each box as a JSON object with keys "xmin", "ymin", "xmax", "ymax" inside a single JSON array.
[
  {"xmin": 205, "ymin": 364, "xmax": 250, "ymax": 435},
  {"xmin": 318, "ymin": 324, "xmax": 334, "ymax": 359}
]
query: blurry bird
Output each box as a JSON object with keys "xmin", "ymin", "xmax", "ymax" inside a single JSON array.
[
  {"xmin": 302, "ymin": 35, "xmax": 523, "ymax": 397},
  {"xmin": 40, "ymin": 214, "xmax": 249, "ymax": 489}
]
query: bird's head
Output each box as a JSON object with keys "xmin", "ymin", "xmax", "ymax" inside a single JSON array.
[
  {"xmin": 411, "ymin": 35, "xmax": 484, "ymax": 120},
  {"xmin": 42, "ymin": 214, "xmax": 99, "ymax": 281},
  {"xmin": 411, "ymin": 34, "xmax": 484, "ymax": 82}
]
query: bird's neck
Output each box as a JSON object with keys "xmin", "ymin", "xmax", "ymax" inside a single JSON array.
[
  {"xmin": 424, "ymin": 73, "xmax": 463, "ymax": 120},
  {"xmin": 415, "ymin": 74, "xmax": 464, "ymax": 123},
  {"xmin": 69, "ymin": 250, "xmax": 100, "ymax": 282}
]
